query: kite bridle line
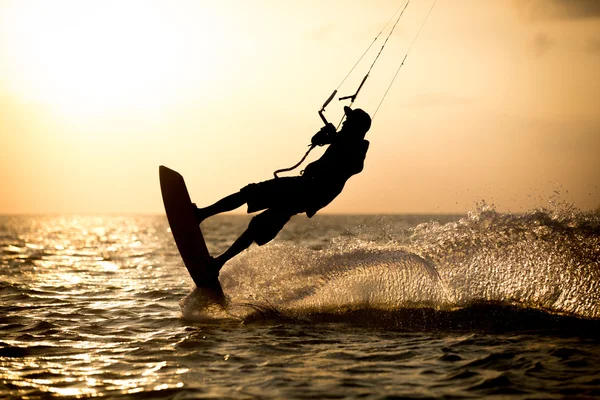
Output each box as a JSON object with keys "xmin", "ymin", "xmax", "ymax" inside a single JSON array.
[
  {"xmin": 320, "ymin": 0, "xmax": 411, "ymax": 128},
  {"xmin": 373, "ymin": 0, "xmax": 437, "ymax": 119},
  {"xmin": 274, "ymin": 0, "xmax": 436, "ymax": 178}
]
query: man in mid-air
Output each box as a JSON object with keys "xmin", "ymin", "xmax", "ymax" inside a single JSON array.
[{"xmin": 195, "ymin": 106, "xmax": 371, "ymax": 276}]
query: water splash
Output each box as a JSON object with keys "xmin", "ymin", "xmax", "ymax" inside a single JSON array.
[
  {"xmin": 183, "ymin": 205, "xmax": 600, "ymax": 323},
  {"xmin": 411, "ymin": 204, "xmax": 600, "ymax": 319}
]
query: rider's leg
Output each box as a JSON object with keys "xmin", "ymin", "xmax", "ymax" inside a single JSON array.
[
  {"xmin": 211, "ymin": 209, "xmax": 292, "ymax": 271},
  {"xmin": 195, "ymin": 191, "xmax": 246, "ymax": 223},
  {"xmin": 212, "ymin": 228, "xmax": 254, "ymax": 269}
]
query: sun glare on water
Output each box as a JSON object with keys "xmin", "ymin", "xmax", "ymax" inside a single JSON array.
[{"xmin": 2, "ymin": 1, "xmax": 225, "ymax": 120}]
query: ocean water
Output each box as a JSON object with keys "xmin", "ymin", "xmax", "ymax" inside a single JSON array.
[{"xmin": 1, "ymin": 208, "xmax": 600, "ymax": 399}]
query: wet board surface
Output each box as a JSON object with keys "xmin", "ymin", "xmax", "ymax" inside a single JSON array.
[{"xmin": 159, "ymin": 165, "xmax": 222, "ymax": 290}]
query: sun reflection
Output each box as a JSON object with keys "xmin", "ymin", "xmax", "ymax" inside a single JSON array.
[
  {"xmin": 48, "ymin": 387, "xmax": 97, "ymax": 397},
  {"xmin": 142, "ymin": 361, "xmax": 167, "ymax": 376},
  {"xmin": 57, "ymin": 272, "xmax": 82, "ymax": 285},
  {"xmin": 153, "ymin": 384, "xmax": 170, "ymax": 391},
  {"xmin": 0, "ymin": 215, "xmax": 191, "ymax": 398},
  {"xmin": 96, "ymin": 261, "xmax": 119, "ymax": 272}
]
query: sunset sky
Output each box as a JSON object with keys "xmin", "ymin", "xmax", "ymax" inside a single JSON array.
[{"xmin": 1, "ymin": 0, "xmax": 599, "ymax": 214}]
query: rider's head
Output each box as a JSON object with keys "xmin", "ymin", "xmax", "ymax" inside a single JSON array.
[{"xmin": 342, "ymin": 106, "xmax": 371, "ymax": 139}]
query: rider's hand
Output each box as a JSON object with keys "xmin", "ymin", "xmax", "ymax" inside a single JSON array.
[
  {"xmin": 322, "ymin": 123, "xmax": 336, "ymax": 135},
  {"xmin": 311, "ymin": 123, "xmax": 336, "ymax": 146}
]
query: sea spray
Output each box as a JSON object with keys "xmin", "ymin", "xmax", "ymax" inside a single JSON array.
[
  {"xmin": 182, "ymin": 205, "xmax": 600, "ymax": 324},
  {"xmin": 410, "ymin": 205, "xmax": 600, "ymax": 318}
]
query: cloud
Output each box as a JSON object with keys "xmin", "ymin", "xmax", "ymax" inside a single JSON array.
[
  {"xmin": 586, "ymin": 37, "xmax": 600, "ymax": 53},
  {"xmin": 514, "ymin": 0, "xmax": 600, "ymax": 21},
  {"xmin": 530, "ymin": 33, "xmax": 554, "ymax": 58}
]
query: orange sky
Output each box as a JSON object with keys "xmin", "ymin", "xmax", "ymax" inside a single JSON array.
[{"xmin": 1, "ymin": 0, "xmax": 599, "ymax": 214}]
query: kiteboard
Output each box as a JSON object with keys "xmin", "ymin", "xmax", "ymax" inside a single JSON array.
[{"xmin": 159, "ymin": 165, "xmax": 223, "ymax": 293}]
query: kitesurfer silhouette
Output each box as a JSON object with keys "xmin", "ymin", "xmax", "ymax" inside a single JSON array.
[{"xmin": 194, "ymin": 106, "xmax": 371, "ymax": 275}]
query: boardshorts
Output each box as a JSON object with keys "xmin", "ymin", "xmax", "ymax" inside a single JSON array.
[
  {"xmin": 241, "ymin": 177, "xmax": 313, "ymax": 246},
  {"xmin": 241, "ymin": 176, "xmax": 310, "ymax": 214}
]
